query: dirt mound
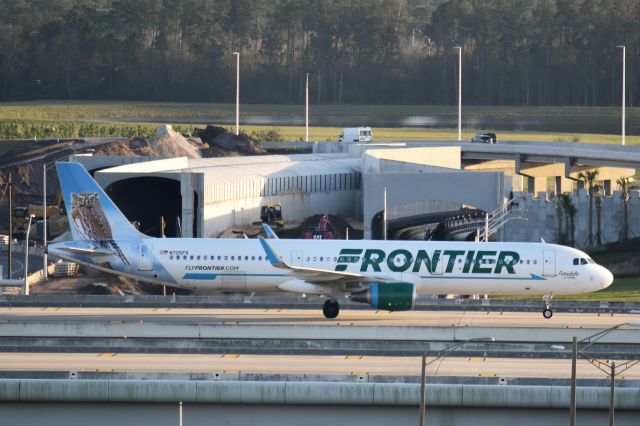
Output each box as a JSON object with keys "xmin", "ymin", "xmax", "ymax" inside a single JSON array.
[
  {"xmin": 198, "ymin": 126, "xmax": 267, "ymax": 157},
  {"xmin": 94, "ymin": 125, "xmax": 202, "ymax": 158}
]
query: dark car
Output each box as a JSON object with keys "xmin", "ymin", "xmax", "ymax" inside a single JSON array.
[{"xmin": 470, "ymin": 133, "xmax": 498, "ymax": 144}]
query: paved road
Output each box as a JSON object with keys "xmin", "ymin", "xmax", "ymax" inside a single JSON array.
[
  {"xmin": 0, "ymin": 352, "xmax": 637, "ymax": 379},
  {"xmin": 1, "ymin": 307, "xmax": 638, "ymax": 328}
]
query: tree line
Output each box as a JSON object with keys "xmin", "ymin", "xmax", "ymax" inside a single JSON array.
[{"xmin": 0, "ymin": 0, "xmax": 638, "ymax": 106}]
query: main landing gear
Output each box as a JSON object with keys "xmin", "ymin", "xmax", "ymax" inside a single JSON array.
[
  {"xmin": 323, "ymin": 298, "xmax": 340, "ymax": 319},
  {"xmin": 542, "ymin": 295, "xmax": 553, "ymax": 319}
]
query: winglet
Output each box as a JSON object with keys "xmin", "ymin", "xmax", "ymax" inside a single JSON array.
[
  {"xmin": 262, "ymin": 223, "xmax": 280, "ymax": 239},
  {"xmin": 258, "ymin": 237, "xmax": 287, "ymax": 268}
]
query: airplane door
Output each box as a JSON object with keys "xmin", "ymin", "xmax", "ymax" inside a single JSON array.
[
  {"xmin": 138, "ymin": 244, "xmax": 153, "ymax": 271},
  {"xmin": 291, "ymin": 250, "xmax": 303, "ymax": 267},
  {"xmin": 543, "ymin": 249, "xmax": 556, "ymax": 277}
]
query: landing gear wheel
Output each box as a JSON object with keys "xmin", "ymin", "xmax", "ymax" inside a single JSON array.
[
  {"xmin": 323, "ymin": 299, "xmax": 340, "ymax": 319},
  {"xmin": 543, "ymin": 307, "xmax": 553, "ymax": 319}
]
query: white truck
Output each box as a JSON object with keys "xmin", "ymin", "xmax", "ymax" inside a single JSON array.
[{"xmin": 338, "ymin": 127, "xmax": 373, "ymax": 143}]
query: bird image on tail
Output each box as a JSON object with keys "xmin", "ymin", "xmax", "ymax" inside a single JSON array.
[{"xmin": 70, "ymin": 191, "xmax": 130, "ymax": 266}]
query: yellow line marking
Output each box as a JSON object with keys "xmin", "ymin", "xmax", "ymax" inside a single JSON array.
[
  {"xmin": 478, "ymin": 373, "xmax": 496, "ymax": 377},
  {"xmin": 222, "ymin": 354, "xmax": 240, "ymax": 358},
  {"xmin": 223, "ymin": 321, "xmax": 238, "ymax": 325},
  {"xmin": 97, "ymin": 353, "xmax": 117, "ymax": 357},
  {"xmin": 351, "ymin": 371, "xmax": 369, "ymax": 375},
  {"xmin": 468, "ymin": 357, "xmax": 486, "ymax": 362},
  {"xmin": 344, "ymin": 356, "xmax": 363, "ymax": 360},
  {"xmin": 224, "ymin": 370, "xmax": 240, "ymax": 373}
]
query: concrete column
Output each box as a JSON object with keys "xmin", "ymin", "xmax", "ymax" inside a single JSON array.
[
  {"xmin": 180, "ymin": 173, "xmax": 194, "ymax": 238},
  {"xmin": 525, "ymin": 176, "xmax": 535, "ymax": 194}
]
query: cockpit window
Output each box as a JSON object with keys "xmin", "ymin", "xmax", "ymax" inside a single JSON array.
[
  {"xmin": 573, "ymin": 258, "xmax": 579, "ymax": 265},
  {"xmin": 581, "ymin": 258, "xmax": 588, "ymax": 265}
]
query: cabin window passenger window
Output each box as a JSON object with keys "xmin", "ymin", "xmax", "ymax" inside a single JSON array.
[
  {"xmin": 245, "ymin": 256, "xmax": 249, "ymax": 261},
  {"xmin": 320, "ymin": 257, "xmax": 323, "ymax": 261},
  {"xmin": 190, "ymin": 255, "xmax": 193, "ymax": 260},
  {"xmin": 526, "ymin": 260, "xmax": 530, "ymax": 264},
  {"xmin": 533, "ymin": 260, "xmax": 537, "ymax": 264},
  {"xmin": 169, "ymin": 255, "xmax": 173, "ymax": 260},
  {"xmin": 224, "ymin": 256, "xmax": 228, "ymax": 260},
  {"xmin": 197, "ymin": 256, "xmax": 200, "ymax": 260},
  {"xmin": 252, "ymin": 256, "xmax": 255, "ymax": 261}
]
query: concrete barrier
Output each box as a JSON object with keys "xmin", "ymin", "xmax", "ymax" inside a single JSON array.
[{"xmin": 1, "ymin": 379, "xmax": 639, "ymax": 410}]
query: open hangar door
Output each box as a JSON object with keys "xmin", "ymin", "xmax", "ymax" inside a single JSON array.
[{"xmin": 106, "ymin": 176, "xmax": 182, "ymax": 237}]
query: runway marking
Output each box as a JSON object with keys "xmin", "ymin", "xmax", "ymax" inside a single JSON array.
[
  {"xmin": 222, "ymin": 354, "xmax": 240, "ymax": 358},
  {"xmin": 41, "ymin": 307, "xmax": 60, "ymax": 311},
  {"xmin": 223, "ymin": 321, "xmax": 238, "ymax": 325},
  {"xmin": 478, "ymin": 373, "xmax": 497, "ymax": 377},
  {"xmin": 344, "ymin": 356, "xmax": 363, "ymax": 360},
  {"xmin": 337, "ymin": 322, "xmax": 354, "ymax": 326},
  {"xmin": 468, "ymin": 358, "xmax": 487, "ymax": 362},
  {"xmin": 97, "ymin": 353, "xmax": 117, "ymax": 357},
  {"xmin": 224, "ymin": 370, "xmax": 240, "ymax": 373},
  {"xmin": 351, "ymin": 371, "xmax": 368, "ymax": 375},
  {"xmin": 153, "ymin": 308, "xmax": 171, "ymax": 312}
]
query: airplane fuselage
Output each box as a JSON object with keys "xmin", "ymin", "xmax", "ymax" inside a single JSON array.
[{"xmin": 52, "ymin": 238, "xmax": 612, "ymax": 297}]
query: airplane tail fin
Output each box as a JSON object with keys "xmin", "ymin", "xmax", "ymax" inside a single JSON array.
[{"xmin": 56, "ymin": 162, "xmax": 142, "ymax": 265}]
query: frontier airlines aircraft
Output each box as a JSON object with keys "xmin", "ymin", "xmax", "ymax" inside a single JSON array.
[{"xmin": 49, "ymin": 162, "xmax": 614, "ymax": 319}]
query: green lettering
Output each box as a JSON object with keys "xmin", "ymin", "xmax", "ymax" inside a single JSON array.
[
  {"xmin": 495, "ymin": 251, "xmax": 520, "ymax": 274},
  {"xmin": 360, "ymin": 249, "xmax": 385, "ymax": 272},
  {"xmin": 412, "ymin": 250, "xmax": 441, "ymax": 273},
  {"xmin": 462, "ymin": 251, "xmax": 475, "ymax": 273},
  {"xmin": 472, "ymin": 251, "xmax": 496, "ymax": 273},
  {"xmin": 387, "ymin": 249, "xmax": 413, "ymax": 272},
  {"xmin": 444, "ymin": 250, "xmax": 465, "ymax": 273}
]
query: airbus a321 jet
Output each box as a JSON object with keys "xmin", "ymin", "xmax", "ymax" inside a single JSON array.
[{"xmin": 49, "ymin": 162, "xmax": 614, "ymax": 319}]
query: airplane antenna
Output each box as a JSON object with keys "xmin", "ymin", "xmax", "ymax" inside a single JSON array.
[{"xmin": 541, "ymin": 238, "xmax": 546, "ymax": 244}]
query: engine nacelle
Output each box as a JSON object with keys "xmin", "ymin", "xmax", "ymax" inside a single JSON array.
[{"xmin": 351, "ymin": 283, "xmax": 416, "ymax": 311}]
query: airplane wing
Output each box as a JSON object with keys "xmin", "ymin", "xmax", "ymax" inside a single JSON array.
[
  {"xmin": 262, "ymin": 223, "xmax": 279, "ymax": 239},
  {"xmin": 258, "ymin": 238, "xmax": 393, "ymax": 284}
]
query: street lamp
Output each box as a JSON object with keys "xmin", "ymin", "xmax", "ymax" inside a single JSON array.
[
  {"xmin": 617, "ymin": 46, "xmax": 625, "ymax": 146},
  {"xmin": 454, "ymin": 46, "xmax": 462, "ymax": 141},
  {"xmin": 305, "ymin": 72, "xmax": 310, "ymax": 142},
  {"xmin": 23, "ymin": 214, "xmax": 35, "ymax": 296},
  {"xmin": 419, "ymin": 337, "xmax": 494, "ymax": 426},
  {"xmin": 233, "ymin": 51, "xmax": 240, "ymax": 136},
  {"xmin": 569, "ymin": 322, "xmax": 640, "ymax": 426}
]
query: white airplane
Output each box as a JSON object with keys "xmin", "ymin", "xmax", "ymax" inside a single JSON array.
[{"xmin": 49, "ymin": 162, "xmax": 614, "ymax": 319}]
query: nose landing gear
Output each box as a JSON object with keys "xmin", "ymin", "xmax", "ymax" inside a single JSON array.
[{"xmin": 542, "ymin": 295, "xmax": 553, "ymax": 319}]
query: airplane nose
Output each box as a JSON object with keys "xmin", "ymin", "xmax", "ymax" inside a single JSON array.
[{"xmin": 600, "ymin": 266, "xmax": 614, "ymax": 289}]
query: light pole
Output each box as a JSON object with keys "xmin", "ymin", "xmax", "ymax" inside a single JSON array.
[
  {"xmin": 454, "ymin": 46, "xmax": 462, "ymax": 141},
  {"xmin": 233, "ymin": 51, "xmax": 240, "ymax": 136},
  {"xmin": 419, "ymin": 337, "xmax": 494, "ymax": 426},
  {"xmin": 23, "ymin": 214, "xmax": 35, "ymax": 296},
  {"xmin": 305, "ymin": 72, "xmax": 310, "ymax": 142},
  {"xmin": 569, "ymin": 322, "xmax": 640, "ymax": 426},
  {"xmin": 42, "ymin": 163, "xmax": 48, "ymax": 279},
  {"xmin": 617, "ymin": 45, "xmax": 625, "ymax": 146}
]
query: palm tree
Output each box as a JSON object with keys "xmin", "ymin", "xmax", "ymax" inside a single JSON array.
[
  {"xmin": 578, "ymin": 169, "xmax": 599, "ymax": 246},
  {"xmin": 559, "ymin": 193, "xmax": 576, "ymax": 247},
  {"xmin": 616, "ymin": 177, "xmax": 630, "ymax": 241},
  {"xmin": 593, "ymin": 184, "xmax": 603, "ymax": 246}
]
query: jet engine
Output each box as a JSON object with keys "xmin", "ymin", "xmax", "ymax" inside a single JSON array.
[{"xmin": 351, "ymin": 283, "xmax": 416, "ymax": 311}]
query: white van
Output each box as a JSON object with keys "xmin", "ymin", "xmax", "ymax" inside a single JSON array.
[{"xmin": 338, "ymin": 127, "xmax": 373, "ymax": 143}]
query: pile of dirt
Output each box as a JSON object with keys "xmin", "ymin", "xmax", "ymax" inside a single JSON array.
[
  {"xmin": 94, "ymin": 125, "xmax": 202, "ymax": 159},
  {"xmin": 198, "ymin": 125, "xmax": 267, "ymax": 157}
]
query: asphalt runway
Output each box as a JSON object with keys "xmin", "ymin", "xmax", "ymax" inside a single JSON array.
[
  {"xmin": 0, "ymin": 307, "xmax": 639, "ymax": 328},
  {"xmin": 0, "ymin": 352, "xmax": 637, "ymax": 379}
]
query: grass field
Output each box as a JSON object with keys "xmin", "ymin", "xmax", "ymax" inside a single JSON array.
[
  {"xmin": 0, "ymin": 100, "xmax": 639, "ymax": 120},
  {"xmin": 0, "ymin": 100, "xmax": 639, "ymax": 143}
]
